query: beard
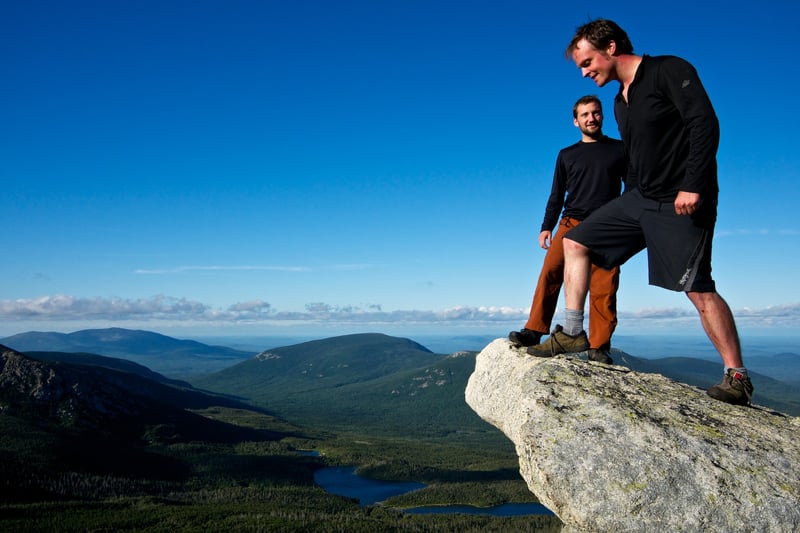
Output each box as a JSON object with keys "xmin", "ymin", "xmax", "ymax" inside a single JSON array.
[{"xmin": 580, "ymin": 124, "xmax": 603, "ymax": 140}]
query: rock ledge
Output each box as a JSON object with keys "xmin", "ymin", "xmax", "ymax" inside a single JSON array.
[{"xmin": 465, "ymin": 339, "xmax": 800, "ymax": 532}]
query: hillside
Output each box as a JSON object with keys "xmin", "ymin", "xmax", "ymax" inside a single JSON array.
[
  {"xmin": 0, "ymin": 344, "xmax": 286, "ymax": 436},
  {"xmin": 193, "ymin": 334, "xmax": 800, "ymax": 441},
  {"xmin": 0, "ymin": 343, "xmax": 308, "ymax": 503},
  {"xmin": 0, "ymin": 327, "xmax": 255, "ymax": 377},
  {"xmin": 190, "ymin": 333, "xmax": 507, "ymax": 444},
  {"xmin": 744, "ymin": 352, "xmax": 800, "ymax": 386},
  {"xmin": 24, "ymin": 350, "xmax": 191, "ymax": 388},
  {"xmin": 193, "ymin": 333, "xmax": 435, "ymax": 389}
]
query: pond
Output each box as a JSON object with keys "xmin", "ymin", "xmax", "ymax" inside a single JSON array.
[
  {"xmin": 313, "ymin": 466, "xmax": 425, "ymax": 506},
  {"xmin": 313, "ymin": 466, "xmax": 553, "ymax": 516}
]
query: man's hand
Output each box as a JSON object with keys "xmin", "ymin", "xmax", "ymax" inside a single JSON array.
[
  {"xmin": 674, "ymin": 191, "xmax": 701, "ymax": 216},
  {"xmin": 539, "ymin": 230, "xmax": 552, "ymax": 249}
]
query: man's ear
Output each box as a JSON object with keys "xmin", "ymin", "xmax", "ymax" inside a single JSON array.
[
  {"xmin": 606, "ymin": 40, "xmax": 617, "ymax": 56},
  {"xmin": 573, "ymin": 117, "xmax": 580, "ymax": 128}
]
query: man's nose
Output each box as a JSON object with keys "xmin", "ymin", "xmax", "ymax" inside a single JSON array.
[{"xmin": 581, "ymin": 67, "xmax": 591, "ymax": 78}]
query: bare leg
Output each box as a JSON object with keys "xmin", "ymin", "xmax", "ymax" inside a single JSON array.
[
  {"xmin": 563, "ymin": 238, "xmax": 592, "ymax": 311},
  {"xmin": 525, "ymin": 238, "xmax": 594, "ymax": 357},
  {"xmin": 685, "ymin": 291, "xmax": 744, "ymax": 369}
]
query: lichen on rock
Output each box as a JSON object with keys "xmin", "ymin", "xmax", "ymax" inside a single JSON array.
[{"xmin": 465, "ymin": 339, "xmax": 800, "ymax": 532}]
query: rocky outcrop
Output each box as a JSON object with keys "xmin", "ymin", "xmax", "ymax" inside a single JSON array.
[
  {"xmin": 0, "ymin": 344, "xmax": 146, "ymax": 424},
  {"xmin": 0, "ymin": 344, "xmax": 254, "ymax": 427},
  {"xmin": 465, "ymin": 339, "xmax": 800, "ymax": 532}
]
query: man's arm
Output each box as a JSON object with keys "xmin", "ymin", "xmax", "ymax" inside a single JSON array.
[
  {"xmin": 661, "ymin": 56, "xmax": 720, "ymax": 201},
  {"xmin": 540, "ymin": 152, "xmax": 568, "ymax": 232}
]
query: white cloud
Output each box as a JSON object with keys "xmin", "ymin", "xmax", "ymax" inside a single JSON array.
[
  {"xmin": 715, "ymin": 228, "xmax": 791, "ymax": 238},
  {"xmin": 622, "ymin": 307, "xmax": 696, "ymax": 319},
  {"xmin": 0, "ymin": 295, "xmax": 209, "ymax": 320},
  {"xmin": 617, "ymin": 303, "xmax": 800, "ymax": 330},
  {"xmin": 1, "ymin": 295, "xmax": 799, "ymax": 331},
  {"xmin": 227, "ymin": 300, "xmax": 272, "ymax": 313},
  {"xmin": 0, "ymin": 296, "xmax": 527, "ymax": 325}
]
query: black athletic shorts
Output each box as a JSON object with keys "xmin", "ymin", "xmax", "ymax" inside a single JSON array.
[{"xmin": 564, "ymin": 188, "xmax": 717, "ymax": 292}]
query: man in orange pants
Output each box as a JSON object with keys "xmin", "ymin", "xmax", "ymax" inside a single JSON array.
[{"xmin": 508, "ymin": 95, "xmax": 626, "ymax": 363}]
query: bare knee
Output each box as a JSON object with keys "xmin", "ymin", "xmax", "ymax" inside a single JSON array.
[
  {"xmin": 686, "ymin": 291, "xmax": 723, "ymax": 312},
  {"xmin": 563, "ymin": 238, "xmax": 589, "ymax": 258}
]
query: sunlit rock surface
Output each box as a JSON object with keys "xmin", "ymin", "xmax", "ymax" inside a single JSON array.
[{"xmin": 465, "ymin": 339, "xmax": 800, "ymax": 532}]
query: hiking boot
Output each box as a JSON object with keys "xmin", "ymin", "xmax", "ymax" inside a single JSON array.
[
  {"xmin": 526, "ymin": 325, "xmax": 589, "ymax": 357},
  {"xmin": 588, "ymin": 348, "xmax": 613, "ymax": 364},
  {"xmin": 707, "ymin": 369, "xmax": 754, "ymax": 406},
  {"xmin": 508, "ymin": 328, "xmax": 544, "ymax": 347}
]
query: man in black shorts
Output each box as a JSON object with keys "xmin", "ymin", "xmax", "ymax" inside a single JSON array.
[{"xmin": 527, "ymin": 18, "xmax": 753, "ymax": 406}]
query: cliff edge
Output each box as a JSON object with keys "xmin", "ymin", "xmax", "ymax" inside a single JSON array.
[{"xmin": 465, "ymin": 338, "xmax": 800, "ymax": 532}]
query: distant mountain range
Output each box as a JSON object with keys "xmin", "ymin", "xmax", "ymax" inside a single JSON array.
[
  {"xmin": 191, "ymin": 333, "xmax": 800, "ymax": 430},
  {"xmin": 0, "ymin": 327, "xmax": 255, "ymax": 377},
  {"xmin": 4, "ymin": 328, "xmax": 799, "ymax": 431}
]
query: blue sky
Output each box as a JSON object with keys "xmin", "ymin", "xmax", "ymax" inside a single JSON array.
[{"xmin": 2, "ymin": 0, "xmax": 799, "ymax": 339}]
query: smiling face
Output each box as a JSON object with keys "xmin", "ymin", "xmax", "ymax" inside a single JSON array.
[
  {"xmin": 571, "ymin": 38, "xmax": 617, "ymax": 87},
  {"xmin": 573, "ymin": 101, "xmax": 604, "ymax": 140}
]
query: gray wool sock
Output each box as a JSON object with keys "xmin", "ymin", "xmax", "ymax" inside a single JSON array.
[
  {"xmin": 725, "ymin": 366, "xmax": 748, "ymax": 377},
  {"xmin": 563, "ymin": 308, "xmax": 584, "ymax": 336}
]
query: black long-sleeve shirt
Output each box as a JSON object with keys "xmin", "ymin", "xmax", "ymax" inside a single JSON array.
[
  {"xmin": 540, "ymin": 136, "xmax": 626, "ymax": 232},
  {"xmin": 614, "ymin": 55, "xmax": 720, "ymax": 202}
]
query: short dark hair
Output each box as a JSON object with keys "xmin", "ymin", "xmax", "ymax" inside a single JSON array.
[
  {"xmin": 573, "ymin": 95, "xmax": 602, "ymax": 118},
  {"xmin": 565, "ymin": 19, "xmax": 634, "ymax": 58}
]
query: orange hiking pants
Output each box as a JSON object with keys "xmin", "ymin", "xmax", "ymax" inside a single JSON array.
[{"xmin": 524, "ymin": 216, "xmax": 619, "ymax": 350}]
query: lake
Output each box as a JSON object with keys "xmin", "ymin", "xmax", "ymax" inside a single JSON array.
[
  {"xmin": 313, "ymin": 466, "xmax": 425, "ymax": 506},
  {"xmin": 313, "ymin": 466, "xmax": 553, "ymax": 516}
]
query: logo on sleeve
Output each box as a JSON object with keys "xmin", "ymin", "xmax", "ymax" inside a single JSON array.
[{"xmin": 681, "ymin": 79, "xmax": 691, "ymax": 88}]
